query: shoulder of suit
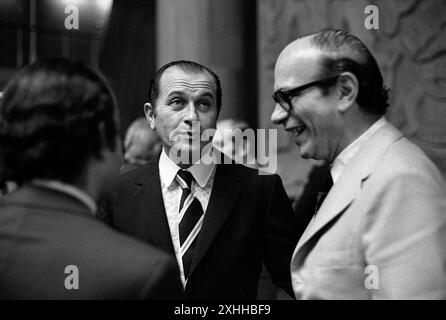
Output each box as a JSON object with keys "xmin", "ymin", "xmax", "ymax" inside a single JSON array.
[
  {"xmin": 367, "ymin": 136, "xmax": 444, "ymax": 190},
  {"xmin": 381, "ymin": 137, "xmax": 439, "ymax": 174},
  {"xmin": 218, "ymin": 164, "xmax": 280, "ymax": 190},
  {"xmin": 90, "ymin": 218, "xmax": 173, "ymax": 264},
  {"xmin": 114, "ymin": 159, "xmax": 156, "ymax": 187}
]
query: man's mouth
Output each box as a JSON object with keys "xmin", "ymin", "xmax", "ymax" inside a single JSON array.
[
  {"xmin": 286, "ymin": 124, "xmax": 306, "ymax": 137},
  {"xmin": 178, "ymin": 130, "xmax": 195, "ymax": 137}
]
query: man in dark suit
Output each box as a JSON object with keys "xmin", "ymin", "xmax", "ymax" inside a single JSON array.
[
  {"xmin": 0, "ymin": 58, "xmax": 182, "ymax": 299},
  {"xmin": 100, "ymin": 60, "xmax": 303, "ymax": 299}
]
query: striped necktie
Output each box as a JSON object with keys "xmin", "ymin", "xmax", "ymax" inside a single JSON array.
[{"xmin": 175, "ymin": 170, "xmax": 204, "ymax": 280}]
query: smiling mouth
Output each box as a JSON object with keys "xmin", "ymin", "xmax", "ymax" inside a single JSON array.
[{"xmin": 286, "ymin": 124, "xmax": 306, "ymax": 137}]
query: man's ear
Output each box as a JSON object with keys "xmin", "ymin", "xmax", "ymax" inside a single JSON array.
[
  {"xmin": 144, "ymin": 102, "xmax": 156, "ymax": 130},
  {"xmin": 336, "ymin": 72, "xmax": 358, "ymax": 113}
]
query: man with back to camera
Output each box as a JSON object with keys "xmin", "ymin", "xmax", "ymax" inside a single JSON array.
[
  {"xmin": 271, "ymin": 28, "xmax": 446, "ymax": 299},
  {"xmin": 99, "ymin": 60, "xmax": 306, "ymax": 299},
  {"xmin": 0, "ymin": 57, "xmax": 182, "ymax": 299}
]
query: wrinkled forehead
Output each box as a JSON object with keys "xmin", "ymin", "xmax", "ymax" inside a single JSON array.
[
  {"xmin": 158, "ymin": 66, "xmax": 217, "ymax": 97},
  {"xmin": 274, "ymin": 39, "xmax": 324, "ymax": 90}
]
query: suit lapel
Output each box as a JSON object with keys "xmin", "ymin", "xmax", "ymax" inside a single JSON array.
[
  {"xmin": 293, "ymin": 161, "xmax": 361, "ymax": 257},
  {"xmin": 293, "ymin": 122, "xmax": 404, "ymax": 258},
  {"xmin": 188, "ymin": 163, "xmax": 242, "ymax": 276},
  {"xmin": 133, "ymin": 157, "xmax": 175, "ymax": 255}
]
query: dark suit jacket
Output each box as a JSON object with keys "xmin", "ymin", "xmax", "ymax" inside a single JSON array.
[
  {"xmin": 0, "ymin": 184, "xmax": 182, "ymax": 299},
  {"xmin": 100, "ymin": 155, "xmax": 303, "ymax": 299}
]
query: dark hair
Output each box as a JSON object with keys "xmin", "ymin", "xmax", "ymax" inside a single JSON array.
[
  {"xmin": 148, "ymin": 60, "xmax": 222, "ymax": 114},
  {"xmin": 0, "ymin": 57, "xmax": 119, "ymax": 185},
  {"xmin": 310, "ymin": 29, "xmax": 389, "ymax": 115}
]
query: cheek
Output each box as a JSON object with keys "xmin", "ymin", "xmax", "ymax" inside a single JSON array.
[
  {"xmin": 199, "ymin": 112, "xmax": 217, "ymax": 128},
  {"xmin": 156, "ymin": 112, "xmax": 178, "ymax": 131},
  {"xmin": 301, "ymin": 104, "xmax": 331, "ymax": 131},
  {"xmin": 153, "ymin": 120, "xmax": 169, "ymax": 143},
  {"xmin": 203, "ymin": 118, "xmax": 217, "ymax": 131}
]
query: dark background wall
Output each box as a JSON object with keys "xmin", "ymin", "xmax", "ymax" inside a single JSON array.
[{"xmin": 99, "ymin": 0, "xmax": 156, "ymax": 137}]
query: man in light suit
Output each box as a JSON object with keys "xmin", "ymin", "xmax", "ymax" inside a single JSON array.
[
  {"xmin": 271, "ymin": 29, "xmax": 446, "ymax": 299},
  {"xmin": 0, "ymin": 58, "xmax": 182, "ymax": 299},
  {"xmin": 100, "ymin": 60, "xmax": 303, "ymax": 299}
]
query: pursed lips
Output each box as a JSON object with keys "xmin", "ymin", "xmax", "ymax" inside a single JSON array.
[{"xmin": 174, "ymin": 130, "xmax": 200, "ymax": 139}]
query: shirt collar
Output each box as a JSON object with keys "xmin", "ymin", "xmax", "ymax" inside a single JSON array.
[
  {"xmin": 31, "ymin": 179, "xmax": 97, "ymax": 215},
  {"xmin": 159, "ymin": 147, "xmax": 215, "ymax": 188},
  {"xmin": 331, "ymin": 117, "xmax": 387, "ymax": 184}
]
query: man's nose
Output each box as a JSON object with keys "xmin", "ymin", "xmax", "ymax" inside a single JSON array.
[
  {"xmin": 271, "ymin": 103, "xmax": 288, "ymax": 125},
  {"xmin": 184, "ymin": 102, "xmax": 199, "ymax": 124}
]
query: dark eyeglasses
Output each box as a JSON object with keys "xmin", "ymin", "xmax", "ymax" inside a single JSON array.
[{"xmin": 272, "ymin": 75, "xmax": 339, "ymax": 112}]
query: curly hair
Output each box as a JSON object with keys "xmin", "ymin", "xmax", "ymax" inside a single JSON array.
[{"xmin": 0, "ymin": 57, "xmax": 119, "ymax": 185}]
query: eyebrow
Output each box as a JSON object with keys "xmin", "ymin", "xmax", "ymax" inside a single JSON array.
[
  {"xmin": 166, "ymin": 90, "xmax": 214, "ymax": 99},
  {"xmin": 198, "ymin": 92, "xmax": 214, "ymax": 99},
  {"xmin": 166, "ymin": 91, "xmax": 186, "ymax": 98}
]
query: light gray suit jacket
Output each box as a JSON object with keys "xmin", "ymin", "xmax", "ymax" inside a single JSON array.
[{"xmin": 291, "ymin": 122, "xmax": 446, "ymax": 299}]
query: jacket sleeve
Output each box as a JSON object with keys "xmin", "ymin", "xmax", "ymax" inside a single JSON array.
[
  {"xmin": 263, "ymin": 174, "xmax": 305, "ymax": 298},
  {"xmin": 138, "ymin": 253, "xmax": 184, "ymax": 300},
  {"xmin": 363, "ymin": 171, "xmax": 446, "ymax": 299}
]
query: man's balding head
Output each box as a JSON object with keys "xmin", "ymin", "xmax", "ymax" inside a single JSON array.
[
  {"xmin": 272, "ymin": 29, "xmax": 389, "ymax": 162},
  {"xmin": 278, "ymin": 29, "xmax": 389, "ymax": 115}
]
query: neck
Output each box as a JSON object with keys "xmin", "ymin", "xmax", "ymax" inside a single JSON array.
[
  {"xmin": 178, "ymin": 163, "xmax": 193, "ymax": 169},
  {"xmin": 82, "ymin": 158, "xmax": 108, "ymax": 202},
  {"xmin": 163, "ymin": 143, "xmax": 213, "ymax": 169},
  {"xmin": 333, "ymin": 109, "xmax": 380, "ymax": 162},
  {"xmin": 74, "ymin": 169, "xmax": 97, "ymax": 202}
]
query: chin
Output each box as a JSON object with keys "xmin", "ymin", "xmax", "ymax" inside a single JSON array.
[
  {"xmin": 299, "ymin": 153, "xmax": 311, "ymax": 160},
  {"xmin": 168, "ymin": 144, "xmax": 200, "ymax": 165},
  {"xmin": 300, "ymin": 152, "xmax": 317, "ymax": 161},
  {"xmin": 298, "ymin": 145, "xmax": 313, "ymax": 160}
]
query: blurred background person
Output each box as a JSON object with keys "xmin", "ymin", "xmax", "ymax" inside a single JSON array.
[
  {"xmin": 0, "ymin": 57, "xmax": 181, "ymax": 299},
  {"xmin": 121, "ymin": 117, "xmax": 161, "ymax": 173},
  {"xmin": 213, "ymin": 118, "xmax": 257, "ymax": 169},
  {"xmin": 0, "ymin": 181, "xmax": 17, "ymax": 196}
]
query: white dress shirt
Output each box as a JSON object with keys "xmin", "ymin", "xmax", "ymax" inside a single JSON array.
[
  {"xmin": 158, "ymin": 148, "xmax": 216, "ymax": 287},
  {"xmin": 31, "ymin": 179, "xmax": 97, "ymax": 215},
  {"xmin": 331, "ymin": 117, "xmax": 387, "ymax": 184}
]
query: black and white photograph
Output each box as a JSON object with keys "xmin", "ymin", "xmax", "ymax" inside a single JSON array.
[{"xmin": 0, "ymin": 0, "xmax": 445, "ymax": 314}]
